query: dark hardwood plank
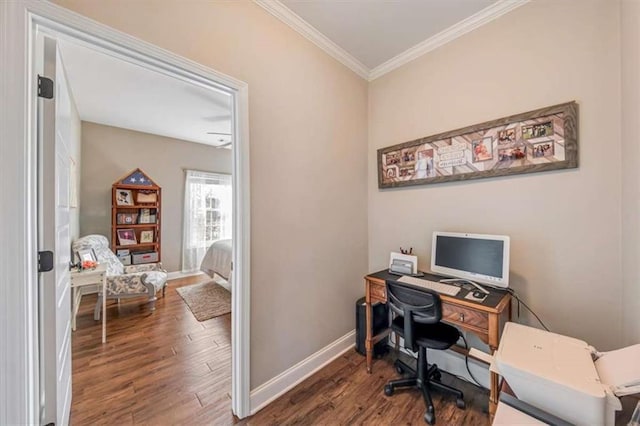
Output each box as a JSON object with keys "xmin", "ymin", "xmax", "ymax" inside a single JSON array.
[
  {"xmin": 71, "ymin": 273, "xmax": 488, "ymax": 425},
  {"xmin": 70, "ymin": 274, "xmax": 233, "ymax": 425},
  {"xmin": 243, "ymin": 351, "xmax": 489, "ymax": 426}
]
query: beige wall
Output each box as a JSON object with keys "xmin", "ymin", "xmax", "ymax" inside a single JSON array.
[
  {"xmin": 57, "ymin": 0, "xmax": 369, "ymax": 389},
  {"xmin": 369, "ymin": 0, "xmax": 623, "ymax": 350},
  {"xmin": 80, "ymin": 122, "xmax": 232, "ymax": 273},
  {"xmin": 621, "ymin": 0, "xmax": 640, "ymax": 345}
]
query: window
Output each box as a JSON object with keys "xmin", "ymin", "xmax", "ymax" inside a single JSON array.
[
  {"xmin": 205, "ymin": 203, "xmax": 221, "ymax": 242},
  {"xmin": 182, "ymin": 170, "xmax": 231, "ymax": 273}
]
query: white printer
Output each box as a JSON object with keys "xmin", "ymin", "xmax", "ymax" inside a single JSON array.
[{"xmin": 490, "ymin": 322, "xmax": 640, "ymax": 426}]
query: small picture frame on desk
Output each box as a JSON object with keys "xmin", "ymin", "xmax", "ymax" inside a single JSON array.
[{"xmin": 76, "ymin": 248, "xmax": 97, "ymax": 264}]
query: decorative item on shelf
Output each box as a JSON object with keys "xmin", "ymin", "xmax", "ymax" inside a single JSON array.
[
  {"xmin": 132, "ymin": 250, "xmax": 159, "ymax": 265},
  {"xmin": 140, "ymin": 230, "xmax": 154, "ymax": 243},
  {"xmin": 116, "ymin": 249, "xmax": 131, "ymax": 265},
  {"xmin": 115, "ymin": 189, "xmax": 133, "ymax": 206},
  {"xmin": 121, "ymin": 169, "xmax": 155, "ymax": 186},
  {"xmin": 117, "ymin": 229, "xmax": 137, "ymax": 245},
  {"xmin": 137, "ymin": 190, "xmax": 157, "ymax": 204},
  {"xmin": 138, "ymin": 208, "xmax": 155, "ymax": 224},
  {"xmin": 116, "ymin": 212, "xmax": 138, "ymax": 225}
]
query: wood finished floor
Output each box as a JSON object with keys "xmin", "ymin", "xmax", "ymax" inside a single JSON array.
[
  {"xmin": 71, "ymin": 274, "xmax": 234, "ymax": 425},
  {"xmin": 243, "ymin": 351, "xmax": 489, "ymax": 426},
  {"xmin": 71, "ymin": 274, "xmax": 489, "ymax": 425}
]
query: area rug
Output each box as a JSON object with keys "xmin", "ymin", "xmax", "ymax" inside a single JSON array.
[{"xmin": 176, "ymin": 281, "xmax": 231, "ymax": 321}]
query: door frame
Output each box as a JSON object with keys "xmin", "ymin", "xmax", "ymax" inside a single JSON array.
[{"xmin": 0, "ymin": 1, "xmax": 252, "ymax": 422}]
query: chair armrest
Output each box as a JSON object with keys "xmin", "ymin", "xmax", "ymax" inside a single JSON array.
[
  {"xmin": 124, "ymin": 262, "xmax": 165, "ymax": 273},
  {"xmin": 140, "ymin": 271, "xmax": 168, "ymax": 292},
  {"xmin": 105, "ymin": 274, "xmax": 147, "ymax": 295}
]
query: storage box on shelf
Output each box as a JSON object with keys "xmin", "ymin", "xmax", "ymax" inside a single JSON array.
[{"xmin": 111, "ymin": 168, "xmax": 161, "ymax": 264}]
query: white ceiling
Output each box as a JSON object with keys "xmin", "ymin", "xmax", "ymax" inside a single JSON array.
[
  {"xmin": 58, "ymin": 40, "xmax": 233, "ymax": 147},
  {"xmin": 258, "ymin": 0, "xmax": 527, "ymax": 80},
  {"xmin": 281, "ymin": 0, "xmax": 496, "ymax": 70}
]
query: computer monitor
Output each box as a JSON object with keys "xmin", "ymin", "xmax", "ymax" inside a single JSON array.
[{"xmin": 431, "ymin": 231, "xmax": 510, "ymax": 288}]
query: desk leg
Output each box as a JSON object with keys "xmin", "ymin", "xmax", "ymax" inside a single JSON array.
[
  {"xmin": 489, "ymin": 346, "xmax": 498, "ymax": 421},
  {"xmin": 365, "ymin": 298, "xmax": 373, "ymax": 374},
  {"xmin": 102, "ymin": 275, "xmax": 107, "ymax": 344}
]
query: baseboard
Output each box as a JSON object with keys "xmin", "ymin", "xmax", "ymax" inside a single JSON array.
[
  {"xmin": 249, "ymin": 330, "xmax": 356, "ymax": 415},
  {"xmin": 167, "ymin": 270, "xmax": 206, "ymax": 280}
]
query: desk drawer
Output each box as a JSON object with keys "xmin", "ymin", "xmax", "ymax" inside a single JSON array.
[
  {"xmin": 370, "ymin": 283, "xmax": 386, "ymax": 301},
  {"xmin": 442, "ymin": 304, "xmax": 488, "ymax": 330}
]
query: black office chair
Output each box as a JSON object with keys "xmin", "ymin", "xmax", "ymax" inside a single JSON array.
[{"xmin": 383, "ymin": 281, "xmax": 465, "ymax": 425}]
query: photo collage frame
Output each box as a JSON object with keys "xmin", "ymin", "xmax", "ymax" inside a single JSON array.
[{"xmin": 377, "ymin": 102, "xmax": 578, "ymax": 188}]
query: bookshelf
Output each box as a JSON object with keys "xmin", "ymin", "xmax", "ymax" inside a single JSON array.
[{"xmin": 111, "ymin": 169, "xmax": 161, "ymax": 264}]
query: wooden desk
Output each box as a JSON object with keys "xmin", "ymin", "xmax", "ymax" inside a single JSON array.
[{"xmin": 364, "ymin": 270, "xmax": 511, "ymax": 419}]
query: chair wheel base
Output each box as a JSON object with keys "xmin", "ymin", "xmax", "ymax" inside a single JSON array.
[
  {"xmin": 395, "ymin": 362, "xmax": 404, "ymax": 375},
  {"xmin": 424, "ymin": 410, "xmax": 435, "ymax": 425},
  {"xmin": 456, "ymin": 398, "xmax": 465, "ymax": 409},
  {"xmin": 384, "ymin": 384, "xmax": 394, "ymax": 396}
]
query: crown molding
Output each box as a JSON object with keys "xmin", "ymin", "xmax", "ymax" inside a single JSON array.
[
  {"xmin": 253, "ymin": 0, "xmax": 370, "ymax": 79},
  {"xmin": 253, "ymin": 0, "xmax": 529, "ymax": 82},
  {"xmin": 368, "ymin": 0, "xmax": 530, "ymax": 80}
]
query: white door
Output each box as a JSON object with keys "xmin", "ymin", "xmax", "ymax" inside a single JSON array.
[{"xmin": 38, "ymin": 35, "xmax": 73, "ymax": 426}]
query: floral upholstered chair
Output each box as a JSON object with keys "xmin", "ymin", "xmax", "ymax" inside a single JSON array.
[{"xmin": 72, "ymin": 235, "xmax": 168, "ymax": 320}]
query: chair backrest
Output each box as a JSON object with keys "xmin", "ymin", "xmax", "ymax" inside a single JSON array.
[
  {"xmin": 386, "ymin": 281, "xmax": 442, "ymax": 352},
  {"xmin": 72, "ymin": 234, "xmax": 124, "ymax": 276}
]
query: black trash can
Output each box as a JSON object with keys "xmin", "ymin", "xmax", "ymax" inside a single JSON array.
[{"xmin": 355, "ymin": 297, "xmax": 389, "ymax": 358}]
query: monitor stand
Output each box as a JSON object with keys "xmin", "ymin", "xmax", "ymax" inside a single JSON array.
[{"xmin": 439, "ymin": 278, "xmax": 490, "ymax": 294}]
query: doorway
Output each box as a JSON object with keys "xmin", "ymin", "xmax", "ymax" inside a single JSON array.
[{"xmin": 0, "ymin": 2, "xmax": 251, "ymax": 423}]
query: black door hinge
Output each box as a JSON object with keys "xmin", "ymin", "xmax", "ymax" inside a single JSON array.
[
  {"xmin": 38, "ymin": 251, "xmax": 54, "ymax": 272},
  {"xmin": 38, "ymin": 75, "xmax": 54, "ymax": 99}
]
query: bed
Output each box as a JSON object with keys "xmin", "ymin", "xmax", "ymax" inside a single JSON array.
[{"xmin": 200, "ymin": 239, "xmax": 232, "ymax": 290}]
